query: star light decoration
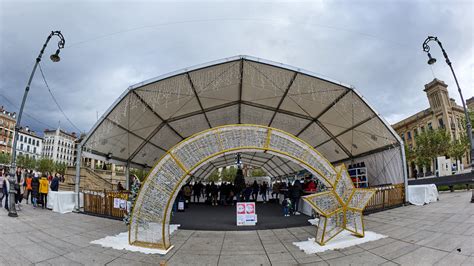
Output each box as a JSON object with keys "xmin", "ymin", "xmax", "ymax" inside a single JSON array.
[{"xmin": 303, "ymin": 165, "xmax": 376, "ymax": 245}]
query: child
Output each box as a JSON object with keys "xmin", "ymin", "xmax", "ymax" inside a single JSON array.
[{"xmin": 282, "ymin": 197, "xmax": 290, "ymax": 217}]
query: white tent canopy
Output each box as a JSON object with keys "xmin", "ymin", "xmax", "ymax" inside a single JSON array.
[{"xmin": 81, "ymin": 55, "xmax": 406, "ymax": 186}]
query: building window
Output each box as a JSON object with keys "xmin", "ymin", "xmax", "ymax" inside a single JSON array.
[
  {"xmin": 407, "ymin": 131, "xmax": 412, "ymax": 140},
  {"xmin": 20, "ymin": 143, "xmax": 23, "ymax": 150},
  {"xmin": 33, "ymin": 147, "xmax": 36, "ymax": 153},
  {"xmin": 420, "ymin": 126, "xmax": 425, "ymax": 132},
  {"xmin": 401, "ymin": 133, "xmax": 405, "ymax": 142},
  {"xmin": 438, "ymin": 118, "xmax": 444, "ymax": 129},
  {"xmin": 26, "ymin": 145, "xmax": 29, "ymax": 152},
  {"xmin": 428, "ymin": 123, "xmax": 433, "ymax": 130},
  {"xmin": 20, "ymin": 135, "xmax": 23, "ymax": 142}
]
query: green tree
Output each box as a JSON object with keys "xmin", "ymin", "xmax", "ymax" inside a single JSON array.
[
  {"xmin": 414, "ymin": 129, "xmax": 451, "ymax": 173},
  {"xmin": 55, "ymin": 162, "xmax": 67, "ymax": 175},
  {"xmin": 0, "ymin": 153, "xmax": 11, "ymax": 165},
  {"xmin": 251, "ymin": 168, "xmax": 266, "ymax": 177},
  {"xmin": 221, "ymin": 167, "xmax": 237, "ymax": 182},
  {"xmin": 25, "ymin": 156, "xmax": 37, "ymax": 169},
  {"xmin": 38, "ymin": 158, "xmax": 55, "ymax": 173},
  {"xmin": 17, "ymin": 154, "xmax": 27, "ymax": 168},
  {"xmin": 449, "ymin": 135, "xmax": 469, "ymax": 164},
  {"xmin": 404, "ymin": 144, "xmax": 416, "ymax": 162},
  {"xmin": 207, "ymin": 169, "xmax": 220, "ymax": 183}
]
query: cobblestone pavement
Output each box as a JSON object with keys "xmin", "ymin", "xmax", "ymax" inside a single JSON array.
[{"xmin": 0, "ymin": 191, "xmax": 473, "ymax": 265}]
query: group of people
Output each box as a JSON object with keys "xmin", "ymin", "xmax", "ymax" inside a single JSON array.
[
  {"xmin": 0, "ymin": 167, "xmax": 63, "ymax": 211},
  {"xmin": 176, "ymin": 177, "xmax": 320, "ymax": 217},
  {"xmin": 179, "ymin": 180, "xmax": 271, "ymax": 207}
]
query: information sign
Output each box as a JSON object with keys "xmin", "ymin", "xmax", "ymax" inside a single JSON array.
[{"xmin": 236, "ymin": 202, "xmax": 257, "ymax": 226}]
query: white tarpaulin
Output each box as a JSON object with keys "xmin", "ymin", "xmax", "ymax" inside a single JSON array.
[
  {"xmin": 47, "ymin": 191, "xmax": 76, "ymax": 214},
  {"xmin": 407, "ymin": 184, "xmax": 439, "ymax": 206},
  {"xmin": 80, "ymin": 56, "xmax": 406, "ymax": 187}
]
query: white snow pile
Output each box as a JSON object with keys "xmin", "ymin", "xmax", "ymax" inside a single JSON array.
[
  {"xmin": 90, "ymin": 224, "xmax": 180, "ymax": 254},
  {"xmin": 308, "ymin": 218, "xmax": 320, "ymax": 225},
  {"xmin": 293, "ymin": 230, "xmax": 386, "ymax": 254}
]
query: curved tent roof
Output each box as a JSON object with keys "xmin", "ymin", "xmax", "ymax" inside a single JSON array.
[{"xmin": 82, "ymin": 55, "xmax": 403, "ymax": 182}]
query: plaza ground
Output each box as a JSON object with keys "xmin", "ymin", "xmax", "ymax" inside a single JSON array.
[
  {"xmin": 171, "ymin": 202, "xmax": 310, "ymax": 231},
  {"xmin": 0, "ymin": 191, "xmax": 473, "ymax": 265}
]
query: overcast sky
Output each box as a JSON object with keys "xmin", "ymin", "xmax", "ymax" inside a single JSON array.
[{"xmin": 1, "ymin": 0, "xmax": 472, "ymax": 136}]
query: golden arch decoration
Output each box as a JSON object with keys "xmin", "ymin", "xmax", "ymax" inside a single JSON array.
[{"xmin": 129, "ymin": 124, "xmax": 374, "ymax": 250}]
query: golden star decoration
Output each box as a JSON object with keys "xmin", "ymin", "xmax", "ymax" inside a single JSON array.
[{"xmin": 302, "ymin": 165, "xmax": 375, "ymax": 245}]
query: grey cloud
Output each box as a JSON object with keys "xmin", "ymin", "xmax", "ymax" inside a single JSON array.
[{"xmin": 1, "ymin": 0, "xmax": 472, "ymax": 136}]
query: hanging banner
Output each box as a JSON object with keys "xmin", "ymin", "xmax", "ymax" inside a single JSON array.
[{"xmin": 236, "ymin": 202, "xmax": 257, "ymax": 226}]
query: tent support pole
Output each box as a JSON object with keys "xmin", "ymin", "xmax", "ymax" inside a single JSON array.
[
  {"xmin": 125, "ymin": 161, "xmax": 130, "ymax": 190},
  {"xmin": 400, "ymin": 141, "xmax": 409, "ymax": 203},
  {"xmin": 74, "ymin": 144, "xmax": 82, "ymax": 212}
]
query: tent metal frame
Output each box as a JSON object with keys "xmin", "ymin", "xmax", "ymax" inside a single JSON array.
[{"xmin": 75, "ymin": 55, "xmax": 408, "ymax": 209}]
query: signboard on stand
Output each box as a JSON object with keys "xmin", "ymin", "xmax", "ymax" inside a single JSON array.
[{"xmin": 236, "ymin": 202, "xmax": 257, "ymax": 226}]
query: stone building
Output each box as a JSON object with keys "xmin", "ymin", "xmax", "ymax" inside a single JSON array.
[
  {"xmin": 16, "ymin": 126, "xmax": 43, "ymax": 160},
  {"xmin": 467, "ymin": 97, "xmax": 474, "ymax": 111},
  {"xmin": 0, "ymin": 106, "xmax": 16, "ymax": 155},
  {"xmin": 392, "ymin": 79, "xmax": 470, "ymax": 178},
  {"xmin": 42, "ymin": 127, "xmax": 77, "ymax": 166}
]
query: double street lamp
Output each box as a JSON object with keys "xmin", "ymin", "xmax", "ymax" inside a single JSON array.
[
  {"xmin": 8, "ymin": 31, "xmax": 65, "ymax": 217},
  {"xmin": 422, "ymin": 36, "xmax": 474, "ymax": 173}
]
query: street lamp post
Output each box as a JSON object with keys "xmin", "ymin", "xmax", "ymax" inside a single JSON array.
[
  {"xmin": 422, "ymin": 36, "xmax": 474, "ymax": 173},
  {"xmin": 8, "ymin": 31, "xmax": 65, "ymax": 217}
]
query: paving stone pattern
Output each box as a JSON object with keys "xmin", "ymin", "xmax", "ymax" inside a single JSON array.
[{"xmin": 1, "ymin": 191, "xmax": 473, "ymax": 265}]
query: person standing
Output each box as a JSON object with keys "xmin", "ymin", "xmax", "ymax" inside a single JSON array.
[
  {"xmin": 0, "ymin": 171, "xmax": 4, "ymax": 208},
  {"xmin": 210, "ymin": 182, "xmax": 218, "ymax": 206},
  {"xmin": 243, "ymin": 184, "xmax": 252, "ymax": 202},
  {"xmin": 251, "ymin": 181, "xmax": 259, "ymax": 202},
  {"xmin": 289, "ymin": 180, "xmax": 303, "ymax": 215},
  {"xmin": 2, "ymin": 174, "xmax": 9, "ymax": 210},
  {"xmin": 271, "ymin": 182, "xmax": 280, "ymax": 199},
  {"xmin": 282, "ymin": 197, "xmax": 290, "ymax": 216},
  {"xmin": 260, "ymin": 182, "xmax": 268, "ymax": 203},
  {"xmin": 31, "ymin": 174, "xmax": 40, "ymax": 208},
  {"xmin": 183, "ymin": 183, "xmax": 192, "ymax": 205},
  {"xmin": 17, "ymin": 171, "xmax": 25, "ymax": 205},
  {"xmin": 116, "ymin": 181, "xmax": 124, "ymax": 191},
  {"xmin": 193, "ymin": 181, "xmax": 202, "ymax": 203},
  {"xmin": 50, "ymin": 174, "xmax": 60, "ymax": 192},
  {"xmin": 25, "ymin": 174, "xmax": 33, "ymax": 203},
  {"xmin": 39, "ymin": 175, "xmax": 49, "ymax": 209}
]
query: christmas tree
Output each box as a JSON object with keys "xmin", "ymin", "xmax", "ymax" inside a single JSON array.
[{"xmin": 123, "ymin": 176, "xmax": 141, "ymax": 225}]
